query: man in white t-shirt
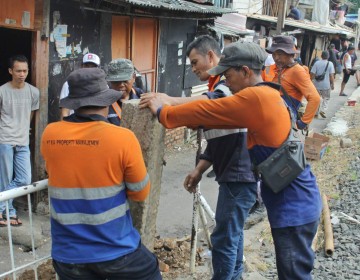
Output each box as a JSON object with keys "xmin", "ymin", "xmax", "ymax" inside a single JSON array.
[
  {"xmin": 59, "ymin": 53, "xmax": 100, "ymax": 118},
  {"xmin": 310, "ymin": 50, "xmax": 335, "ymax": 118},
  {"xmin": 339, "ymin": 45, "xmax": 356, "ymax": 96},
  {"xmin": 0, "ymin": 55, "xmax": 39, "ymax": 227}
]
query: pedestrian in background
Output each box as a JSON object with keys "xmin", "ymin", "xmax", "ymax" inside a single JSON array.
[
  {"xmin": 267, "ymin": 35, "xmax": 320, "ymax": 131},
  {"xmin": 287, "ymin": 5, "xmax": 301, "ymax": 20},
  {"xmin": 140, "ymin": 41, "xmax": 322, "ymax": 280},
  {"xmin": 41, "ymin": 68, "xmax": 161, "ymax": 280},
  {"xmin": 106, "ymin": 58, "xmax": 144, "ymax": 126},
  {"xmin": 328, "ymin": 43, "xmax": 341, "ymax": 78},
  {"xmin": 339, "ymin": 45, "xmax": 357, "ymax": 96},
  {"xmin": 141, "ymin": 35, "xmax": 257, "ymax": 280},
  {"xmin": 261, "ymin": 53, "xmax": 276, "ymax": 82},
  {"xmin": 310, "ymin": 50, "xmax": 335, "ymax": 119},
  {"xmin": 0, "ymin": 55, "xmax": 40, "ymax": 227},
  {"xmin": 59, "ymin": 53, "xmax": 101, "ymax": 119}
]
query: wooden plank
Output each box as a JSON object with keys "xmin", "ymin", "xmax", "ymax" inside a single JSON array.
[
  {"xmin": 31, "ymin": 0, "xmax": 49, "ymax": 182},
  {"xmin": 111, "ymin": 16, "xmax": 130, "ymax": 59},
  {"xmin": 0, "ymin": 0, "xmax": 35, "ymax": 29},
  {"xmin": 132, "ymin": 18, "xmax": 158, "ymax": 91},
  {"xmin": 276, "ymin": 0, "xmax": 287, "ymax": 35},
  {"xmin": 32, "ymin": 32, "xmax": 49, "ymax": 181}
]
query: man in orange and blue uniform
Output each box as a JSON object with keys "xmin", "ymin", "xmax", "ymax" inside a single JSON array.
[
  {"xmin": 267, "ymin": 35, "xmax": 320, "ymax": 130},
  {"xmin": 41, "ymin": 68, "xmax": 161, "ymax": 280},
  {"xmin": 106, "ymin": 58, "xmax": 144, "ymax": 126},
  {"xmin": 140, "ymin": 42, "xmax": 322, "ymax": 280},
  {"xmin": 142, "ymin": 35, "xmax": 257, "ymax": 280}
]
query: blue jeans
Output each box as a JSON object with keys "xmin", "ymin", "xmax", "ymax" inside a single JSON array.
[
  {"xmin": 211, "ymin": 182, "xmax": 257, "ymax": 280},
  {"xmin": 0, "ymin": 144, "xmax": 31, "ymax": 216},
  {"xmin": 271, "ymin": 220, "xmax": 319, "ymax": 280},
  {"xmin": 53, "ymin": 243, "xmax": 162, "ymax": 280}
]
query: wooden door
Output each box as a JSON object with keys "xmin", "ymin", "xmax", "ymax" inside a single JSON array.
[{"xmin": 132, "ymin": 18, "xmax": 158, "ymax": 91}]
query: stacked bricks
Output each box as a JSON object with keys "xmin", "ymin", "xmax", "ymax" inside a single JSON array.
[{"xmin": 164, "ymin": 127, "xmax": 186, "ymax": 148}]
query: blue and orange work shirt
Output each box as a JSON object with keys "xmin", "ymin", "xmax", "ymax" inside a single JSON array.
[
  {"xmin": 41, "ymin": 113, "xmax": 150, "ymax": 263},
  {"xmin": 156, "ymin": 84, "xmax": 322, "ymax": 229}
]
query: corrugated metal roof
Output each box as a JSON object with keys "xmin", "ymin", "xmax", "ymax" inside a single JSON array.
[
  {"xmin": 213, "ymin": 13, "xmax": 255, "ymax": 36},
  {"xmin": 247, "ymin": 14, "xmax": 356, "ymax": 37},
  {"xmin": 105, "ymin": 0, "xmax": 234, "ymax": 14}
]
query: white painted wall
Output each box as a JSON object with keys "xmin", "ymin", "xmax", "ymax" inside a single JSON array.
[{"xmin": 232, "ymin": 0, "xmax": 263, "ymax": 14}]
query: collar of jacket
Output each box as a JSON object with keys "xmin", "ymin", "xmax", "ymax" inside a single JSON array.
[{"xmin": 64, "ymin": 112, "xmax": 109, "ymax": 123}]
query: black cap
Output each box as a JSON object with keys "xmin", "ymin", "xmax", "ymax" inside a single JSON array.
[{"xmin": 60, "ymin": 68, "xmax": 122, "ymax": 110}]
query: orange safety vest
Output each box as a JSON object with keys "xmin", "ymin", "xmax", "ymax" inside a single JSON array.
[
  {"xmin": 111, "ymin": 102, "xmax": 122, "ymax": 120},
  {"xmin": 110, "ymin": 88, "xmax": 138, "ymax": 120},
  {"xmin": 208, "ymin": 75, "xmax": 221, "ymax": 91},
  {"xmin": 262, "ymin": 64, "xmax": 276, "ymax": 82}
]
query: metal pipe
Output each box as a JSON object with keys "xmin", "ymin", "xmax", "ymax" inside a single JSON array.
[
  {"xmin": 190, "ymin": 191, "xmax": 200, "ymax": 273},
  {"xmin": 199, "ymin": 194, "xmax": 215, "ymax": 222},
  {"xmin": 0, "ymin": 180, "xmax": 48, "ymax": 202},
  {"xmin": 199, "ymin": 203, "xmax": 212, "ymax": 250},
  {"xmin": 190, "ymin": 129, "xmax": 203, "ymax": 273},
  {"xmin": 0, "ymin": 255, "xmax": 51, "ymax": 279},
  {"xmin": 322, "ymin": 193, "xmax": 334, "ymax": 257},
  {"xmin": 28, "ymin": 194, "xmax": 39, "ymax": 279},
  {"xmin": 5, "ymin": 202, "xmax": 16, "ymax": 280}
]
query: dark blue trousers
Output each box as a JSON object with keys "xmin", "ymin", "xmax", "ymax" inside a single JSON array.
[
  {"xmin": 53, "ymin": 243, "xmax": 162, "ymax": 280},
  {"xmin": 271, "ymin": 220, "xmax": 319, "ymax": 280}
]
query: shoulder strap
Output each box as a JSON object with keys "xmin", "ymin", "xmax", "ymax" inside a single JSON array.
[
  {"xmin": 323, "ymin": 61, "xmax": 329, "ymax": 74},
  {"xmin": 276, "ymin": 73, "xmax": 302, "ymax": 121},
  {"xmin": 111, "ymin": 102, "xmax": 122, "ymax": 120},
  {"xmin": 256, "ymin": 81, "xmax": 297, "ymax": 127}
]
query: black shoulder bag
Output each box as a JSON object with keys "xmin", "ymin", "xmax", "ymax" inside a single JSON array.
[
  {"xmin": 314, "ymin": 62, "xmax": 329, "ymax": 81},
  {"xmin": 255, "ymin": 83, "xmax": 307, "ymax": 193}
]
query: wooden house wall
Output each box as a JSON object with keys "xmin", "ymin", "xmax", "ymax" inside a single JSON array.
[
  {"xmin": 158, "ymin": 18, "xmax": 200, "ymax": 97},
  {"xmin": 48, "ymin": 1, "xmax": 110, "ymax": 123}
]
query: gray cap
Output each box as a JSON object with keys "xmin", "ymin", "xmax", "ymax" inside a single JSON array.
[
  {"xmin": 106, "ymin": 58, "xmax": 135, "ymax": 81},
  {"xmin": 207, "ymin": 42, "xmax": 268, "ymax": 76}
]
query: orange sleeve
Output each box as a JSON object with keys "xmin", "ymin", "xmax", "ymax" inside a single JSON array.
[
  {"xmin": 291, "ymin": 67, "xmax": 320, "ymax": 124},
  {"xmin": 275, "ymin": 65, "xmax": 320, "ymax": 124},
  {"xmin": 124, "ymin": 132, "xmax": 151, "ymax": 202},
  {"xmin": 159, "ymin": 86, "xmax": 290, "ymax": 149}
]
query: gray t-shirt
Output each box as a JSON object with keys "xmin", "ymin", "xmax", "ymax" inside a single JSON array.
[
  {"xmin": 0, "ymin": 82, "xmax": 40, "ymax": 146},
  {"xmin": 311, "ymin": 60, "xmax": 335, "ymax": 91}
]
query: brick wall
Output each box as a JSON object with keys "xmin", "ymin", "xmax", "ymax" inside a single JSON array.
[{"xmin": 164, "ymin": 127, "xmax": 186, "ymax": 149}]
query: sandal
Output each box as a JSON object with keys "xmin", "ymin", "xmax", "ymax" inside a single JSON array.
[
  {"xmin": 8, "ymin": 216, "xmax": 22, "ymax": 227},
  {"xmin": 0, "ymin": 217, "xmax": 7, "ymax": 227}
]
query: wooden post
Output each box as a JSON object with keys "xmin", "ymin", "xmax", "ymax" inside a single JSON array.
[
  {"xmin": 32, "ymin": 0, "xmax": 49, "ymax": 182},
  {"xmin": 31, "ymin": 0, "xmax": 49, "ymax": 208},
  {"xmin": 276, "ymin": 0, "xmax": 288, "ymax": 35},
  {"xmin": 322, "ymin": 193, "xmax": 334, "ymax": 257}
]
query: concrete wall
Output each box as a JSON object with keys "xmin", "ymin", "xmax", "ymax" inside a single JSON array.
[{"xmin": 121, "ymin": 100, "xmax": 165, "ymax": 250}]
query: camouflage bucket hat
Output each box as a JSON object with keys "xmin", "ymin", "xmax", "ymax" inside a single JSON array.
[{"xmin": 106, "ymin": 58, "xmax": 135, "ymax": 81}]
